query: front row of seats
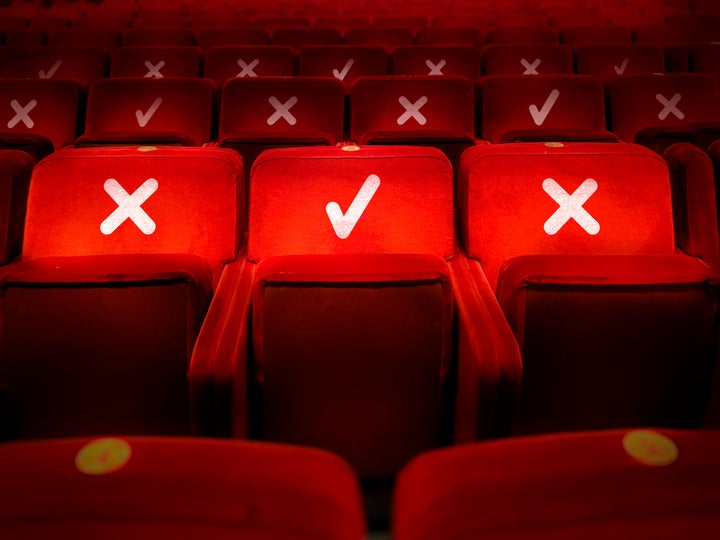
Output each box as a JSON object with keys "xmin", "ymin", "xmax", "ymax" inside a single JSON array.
[
  {"xmin": 1, "ymin": 429, "xmax": 719, "ymax": 538},
  {"xmin": 0, "ymin": 141, "xmax": 718, "ymax": 481}
]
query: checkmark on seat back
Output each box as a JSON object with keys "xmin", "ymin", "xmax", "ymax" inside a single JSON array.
[
  {"xmin": 135, "ymin": 97, "xmax": 163, "ymax": 127},
  {"xmin": 325, "ymin": 174, "xmax": 381, "ymax": 239},
  {"xmin": 38, "ymin": 59, "xmax": 62, "ymax": 79},
  {"xmin": 528, "ymin": 89, "xmax": 560, "ymax": 126},
  {"xmin": 332, "ymin": 58, "xmax": 354, "ymax": 81}
]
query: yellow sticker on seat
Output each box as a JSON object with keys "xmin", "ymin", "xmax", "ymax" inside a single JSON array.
[
  {"xmin": 622, "ymin": 430, "xmax": 679, "ymax": 467},
  {"xmin": 75, "ymin": 438, "xmax": 132, "ymax": 476}
]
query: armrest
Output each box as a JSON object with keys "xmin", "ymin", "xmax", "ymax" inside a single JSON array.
[
  {"xmin": 448, "ymin": 249, "xmax": 522, "ymax": 440},
  {"xmin": 189, "ymin": 257, "xmax": 256, "ymax": 438}
]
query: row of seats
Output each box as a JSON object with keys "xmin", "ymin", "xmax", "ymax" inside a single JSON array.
[
  {"xmin": 1, "ymin": 73, "xmax": 718, "ymax": 167},
  {"xmin": 1, "ymin": 429, "xmax": 719, "ymax": 538},
  {"xmin": 1, "ymin": 21, "xmax": 719, "ymax": 49},
  {"xmin": 0, "ymin": 141, "xmax": 718, "ymax": 479}
]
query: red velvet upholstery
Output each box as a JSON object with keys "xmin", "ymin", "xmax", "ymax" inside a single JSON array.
[
  {"xmin": 343, "ymin": 27, "xmax": 415, "ymax": 50},
  {"xmin": 574, "ymin": 44, "xmax": 666, "ymax": 79},
  {"xmin": 394, "ymin": 429, "xmax": 720, "ymax": 540},
  {"xmin": 459, "ymin": 142, "xmax": 718, "ymax": 433},
  {"xmin": 479, "ymin": 75, "xmax": 615, "ymax": 143},
  {"xmin": 196, "ymin": 28, "xmax": 270, "ymax": 49},
  {"xmin": 79, "ymin": 77, "xmax": 216, "ymax": 146},
  {"xmin": 0, "ymin": 46, "xmax": 108, "ymax": 85},
  {"xmin": 414, "ymin": 27, "xmax": 485, "ymax": 48},
  {"xmin": 391, "ymin": 45, "xmax": 482, "ymax": 80},
  {"xmin": 0, "ymin": 437, "xmax": 365, "ymax": 539},
  {"xmin": 0, "ymin": 79, "xmax": 82, "ymax": 152},
  {"xmin": 298, "ymin": 45, "xmax": 389, "ymax": 90},
  {"xmin": 482, "ymin": 44, "xmax": 573, "ymax": 76},
  {"xmin": 203, "ymin": 45, "xmax": 295, "ymax": 86},
  {"xmin": 110, "ymin": 46, "xmax": 203, "ymax": 78},
  {"xmin": 0, "ymin": 146, "xmax": 244, "ymax": 439},
  {"xmin": 486, "ymin": 25, "xmax": 558, "ymax": 44},
  {"xmin": 271, "ymin": 27, "xmax": 342, "ymax": 51},
  {"xmin": 0, "ymin": 150, "xmax": 34, "ymax": 265},
  {"xmin": 559, "ymin": 25, "xmax": 633, "ymax": 46}
]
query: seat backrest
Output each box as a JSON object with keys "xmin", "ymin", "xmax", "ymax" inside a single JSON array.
[
  {"xmin": 350, "ymin": 76, "xmax": 475, "ymax": 143},
  {"xmin": 298, "ymin": 45, "xmax": 388, "ymax": 89},
  {"xmin": 482, "ymin": 44, "xmax": 573, "ymax": 76},
  {"xmin": 486, "ymin": 25, "xmax": 558, "ymax": 44},
  {"xmin": 270, "ymin": 27, "xmax": 342, "ymax": 50},
  {"xmin": 196, "ymin": 28, "xmax": 270, "ymax": 48},
  {"xmin": 123, "ymin": 28, "xmax": 197, "ymax": 47},
  {"xmin": 0, "ymin": 46, "xmax": 108, "ymax": 85},
  {"xmin": 608, "ymin": 74, "xmax": 720, "ymax": 143},
  {"xmin": 559, "ymin": 25, "xmax": 632, "ymax": 46},
  {"xmin": 84, "ymin": 77, "xmax": 216, "ymax": 146},
  {"xmin": 574, "ymin": 44, "xmax": 666, "ymax": 79},
  {"xmin": 414, "ymin": 27, "xmax": 485, "ymax": 47},
  {"xmin": 22, "ymin": 146, "xmax": 243, "ymax": 276},
  {"xmin": 479, "ymin": 75, "xmax": 607, "ymax": 143},
  {"xmin": 392, "ymin": 45, "xmax": 482, "ymax": 80},
  {"xmin": 0, "ymin": 437, "xmax": 366, "ymax": 539},
  {"xmin": 458, "ymin": 142, "xmax": 677, "ymax": 289},
  {"xmin": 218, "ymin": 77, "xmax": 344, "ymax": 144},
  {"xmin": 203, "ymin": 45, "xmax": 295, "ymax": 85},
  {"xmin": 248, "ymin": 145, "xmax": 454, "ymax": 263},
  {"xmin": 0, "ymin": 150, "xmax": 34, "ymax": 265},
  {"xmin": 47, "ymin": 29, "xmax": 122, "ymax": 50},
  {"xmin": 0, "ymin": 78, "xmax": 82, "ymax": 151},
  {"xmin": 110, "ymin": 46, "xmax": 202, "ymax": 78},
  {"xmin": 691, "ymin": 44, "xmax": 720, "ymax": 74},
  {"xmin": 343, "ymin": 27, "xmax": 415, "ymax": 50}
]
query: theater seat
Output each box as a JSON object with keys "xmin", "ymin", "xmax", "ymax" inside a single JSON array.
[
  {"xmin": 458, "ymin": 142, "xmax": 718, "ymax": 434},
  {"xmin": 110, "ymin": 46, "xmax": 203, "ymax": 78},
  {"xmin": 394, "ymin": 429, "xmax": 720, "ymax": 540},
  {"xmin": 0, "ymin": 46, "xmax": 108, "ymax": 86},
  {"xmin": 189, "ymin": 145, "xmax": 521, "ymax": 478},
  {"xmin": 574, "ymin": 44, "xmax": 666, "ymax": 80},
  {"xmin": 0, "ymin": 149, "xmax": 34, "ymax": 264},
  {"xmin": 0, "ymin": 436, "xmax": 365, "ymax": 539},
  {"xmin": 298, "ymin": 45, "xmax": 388, "ymax": 90},
  {"xmin": 482, "ymin": 44, "xmax": 573, "ymax": 76},
  {"xmin": 0, "ymin": 146, "xmax": 244, "ymax": 439},
  {"xmin": 203, "ymin": 46, "xmax": 295, "ymax": 86},
  {"xmin": 391, "ymin": 45, "xmax": 482, "ymax": 80}
]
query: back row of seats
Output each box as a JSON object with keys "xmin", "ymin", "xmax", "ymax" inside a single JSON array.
[
  {"xmin": 1, "ymin": 429, "xmax": 720, "ymax": 538},
  {"xmin": 0, "ymin": 140, "xmax": 718, "ymax": 479}
]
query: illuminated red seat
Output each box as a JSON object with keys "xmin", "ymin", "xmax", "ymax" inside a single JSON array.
[
  {"xmin": 0, "ymin": 79, "xmax": 82, "ymax": 157},
  {"xmin": 0, "ymin": 46, "xmax": 108, "ymax": 86},
  {"xmin": 395, "ymin": 429, "xmax": 720, "ymax": 540},
  {"xmin": 190, "ymin": 145, "xmax": 521, "ymax": 477},
  {"xmin": 0, "ymin": 437, "xmax": 365, "ymax": 539},
  {"xmin": 218, "ymin": 77, "xmax": 344, "ymax": 177},
  {"xmin": 458, "ymin": 142, "xmax": 717, "ymax": 434},
  {"xmin": 0, "ymin": 150, "xmax": 33, "ymax": 264},
  {"xmin": 392, "ymin": 46, "xmax": 482, "ymax": 80},
  {"xmin": 479, "ymin": 75, "xmax": 615, "ymax": 143},
  {"xmin": 203, "ymin": 46, "xmax": 295, "ymax": 86},
  {"xmin": 79, "ymin": 77, "xmax": 216, "ymax": 146},
  {"xmin": 0, "ymin": 146, "xmax": 244, "ymax": 439},
  {"xmin": 482, "ymin": 44, "xmax": 573, "ymax": 76},
  {"xmin": 350, "ymin": 76, "xmax": 477, "ymax": 171},
  {"xmin": 298, "ymin": 45, "xmax": 388, "ymax": 90},
  {"xmin": 574, "ymin": 44, "xmax": 666, "ymax": 80},
  {"xmin": 608, "ymin": 74, "xmax": 720, "ymax": 152},
  {"xmin": 110, "ymin": 46, "xmax": 203, "ymax": 78}
]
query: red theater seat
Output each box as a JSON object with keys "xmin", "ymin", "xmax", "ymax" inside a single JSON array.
[
  {"xmin": 559, "ymin": 25, "xmax": 632, "ymax": 46},
  {"xmin": 574, "ymin": 44, "xmax": 666, "ymax": 80},
  {"xmin": 270, "ymin": 27, "xmax": 342, "ymax": 51},
  {"xmin": 298, "ymin": 45, "xmax": 388, "ymax": 90},
  {"xmin": 343, "ymin": 27, "xmax": 415, "ymax": 51},
  {"xmin": 482, "ymin": 43, "xmax": 573, "ymax": 76},
  {"xmin": 0, "ymin": 46, "xmax": 108, "ymax": 86},
  {"xmin": 189, "ymin": 145, "xmax": 521, "ymax": 477},
  {"xmin": 203, "ymin": 46, "xmax": 295, "ymax": 86},
  {"xmin": 394, "ymin": 429, "xmax": 720, "ymax": 540},
  {"xmin": 47, "ymin": 29, "xmax": 122, "ymax": 50},
  {"xmin": 486, "ymin": 25, "xmax": 558, "ymax": 44},
  {"xmin": 0, "ymin": 79, "xmax": 82, "ymax": 157},
  {"xmin": 0, "ymin": 146, "xmax": 244, "ymax": 439},
  {"xmin": 110, "ymin": 46, "xmax": 203, "ymax": 78},
  {"xmin": 0, "ymin": 437, "xmax": 365, "ymax": 539},
  {"xmin": 391, "ymin": 46, "xmax": 482, "ymax": 80},
  {"xmin": 414, "ymin": 27, "xmax": 485, "ymax": 48},
  {"xmin": 0, "ymin": 150, "xmax": 33, "ymax": 264},
  {"xmin": 218, "ymin": 77, "xmax": 344, "ymax": 177},
  {"xmin": 350, "ymin": 76, "xmax": 477, "ymax": 171},
  {"xmin": 196, "ymin": 28, "xmax": 270, "ymax": 49},
  {"xmin": 79, "ymin": 77, "xmax": 216, "ymax": 147},
  {"xmin": 123, "ymin": 28, "xmax": 197, "ymax": 47},
  {"xmin": 458, "ymin": 142, "xmax": 718, "ymax": 434},
  {"xmin": 479, "ymin": 75, "xmax": 615, "ymax": 143}
]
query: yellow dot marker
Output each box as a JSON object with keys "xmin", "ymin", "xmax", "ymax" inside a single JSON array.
[
  {"xmin": 622, "ymin": 430, "xmax": 679, "ymax": 467},
  {"xmin": 137, "ymin": 146, "xmax": 157, "ymax": 152},
  {"xmin": 75, "ymin": 438, "xmax": 132, "ymax": 476},
  {"xmin": 544, "ymin": 142, "xmax": 564, "ymax": 148},
  {"xmin": 340, "ymin": 144, "xmax": 361, "ymax": 152}
]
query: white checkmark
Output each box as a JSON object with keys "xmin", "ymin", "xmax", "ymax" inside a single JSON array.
[
  {"xmin": 332, "ymin": 58, "xmax": 354, "ymax": 81},
  {"xmin": 38, "ymin": 59, "xmax": 61, "ymax": 79},
  {"xmin": 614, "ymin": 57, "xmax": 629, "ymax": 75},
  {"xmin": 325, "ymin": 174, "xmax": 380, "ymax": 239},
  {"xmin": 528, "ymin": 89, "xmax": 560, "ymax": 126},
  {"xmin": 135, "ymin": 97, "xmax": 163, "ymax": 127}
]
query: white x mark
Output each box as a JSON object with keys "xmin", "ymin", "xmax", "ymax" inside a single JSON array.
[
  {"xmin": 543, "ymin": 178, "xmax": 599, "ymax": 235},
  {"xmin": 397, "ymin": 96, "xmax": 428, "ymax": 125},
  {"xmin": 237, "ymin": 58, "xmax": 259, "ymax": 77},
  {"xmin": 425, "ymin": 59, "xmax": 446, "ymax": 75},
  {"xmin": 267, "ymin": 96, "xmax": 298, "ymax": 125},
  {"xmin": 656, "ymin": 93, "xmax": 684, "ymax": 120},
  {"xmin": 521, "ymin": 58, "xmax": 541, "ymax": 75},
  {"xmin": 8, "ymin": 99, "xmax": 37, "ymax": 129},
  {"xmin": 100, "ymin": 178, "xmax": 158, "ymax": 235},
  {"xmin": 144, "ymin": 60, "xmax": 165, "ymax": 78}
]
